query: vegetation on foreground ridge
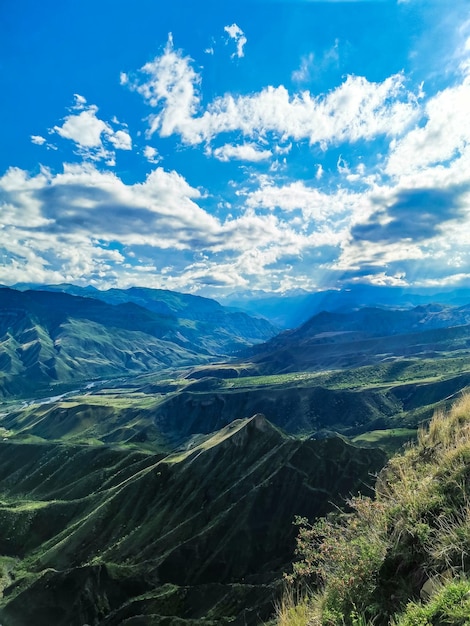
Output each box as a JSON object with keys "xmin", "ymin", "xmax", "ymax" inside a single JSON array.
[{"xmin": 280, "ymin": 393, "xmax": 470, "ymax": 625}]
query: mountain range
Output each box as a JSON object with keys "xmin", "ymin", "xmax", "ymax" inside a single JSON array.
[
  {"xmin": 1, "ymin": 284, "xmax": 470, "ymax": 624},
  {"xmin": 222, "ymin": 285, "xmax": 470, "ymax": 328},
  {"xmin": 247, "ymin": 303, "xmax": 470, "ymax": 373},
  {"xmin": 0, "ymin": 286, "xmax": 276, "ymax": 398}
]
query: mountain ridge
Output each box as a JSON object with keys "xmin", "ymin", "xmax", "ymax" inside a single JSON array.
[
  {"xmin": 0, "ymin": 287, "xmax": 276, "ymax": 397},
  {"xmin": 246, "ymin": 303, "xmax": 470, "ymax": 374},
  {"xmin": 0, "ymin": 415, "xmax": 386, "ymax": 625}
]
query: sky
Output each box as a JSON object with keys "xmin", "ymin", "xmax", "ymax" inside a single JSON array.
[{"xmin": 1, "ymin": 0, "xmax": 470, "ymax": 298}]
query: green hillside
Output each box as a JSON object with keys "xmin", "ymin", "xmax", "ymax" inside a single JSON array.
[
  {"xmin": 131, "ymin": 354, "xmax": 470, "ymax": 442},
  {"xmin": 3, "ymin": 292, "xmax": 470, "ymax": 624},
  {"xmin": 4, "ymin": 352, "xmax": 470, "ymax": 452},
  {"xmin": 0, "ymin": 415, "xmax": 385, "ymax": 625},
  {"xmin": 0, "ymin": 287, "xmax": 276, "ymax": 398},
  {"xmin": 280, "ymin": 393, "xmax": 470, "ymax": 626},
  {"xmin": 247, "ymin": 305, "xmax": 470, "ymax": 374}
]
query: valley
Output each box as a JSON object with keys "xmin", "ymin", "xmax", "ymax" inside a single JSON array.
[{"xmin": 1, "ymin": 286, "xmax": 470, "ymax": 623}]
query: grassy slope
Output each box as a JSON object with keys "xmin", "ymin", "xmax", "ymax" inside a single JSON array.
[
  {"xmin": 145, "ymin": 355, "xmax": 470, "ymax": 443},
  {"xmin": 0, "ymin": 310, "xmax": 209, "ymax": 399},
  {"xmin": 3, "ymin": 353, "xmax": 470, "ymax": 454},
  {"xmin": 0, "ymin": 416, "xmax": 386, "ymax": 626},
  {"xmin": 1, "ymin": 392, "xmax": 172, "ymax": 451},
  {"xmin": 280, "ymin": 394, "xmax": 470, "ymax": 626},
  {"xmin": 0, "ymin": 287, "xmax": 277, "ymax": 398}
]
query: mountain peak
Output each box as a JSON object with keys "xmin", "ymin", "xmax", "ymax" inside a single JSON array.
[{"xmin": 248, "ymin": 412, "xmax": 271, "ymax": 432}]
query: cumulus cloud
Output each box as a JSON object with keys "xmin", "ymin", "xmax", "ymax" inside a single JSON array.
[
  {"xmin": 351, "ymin": 186, "xmax": 469, "ymax": 244},
  {"xmin": 32, "ymin": 164, "xmax": 217, "ymax": 249},
  {"xmin": 8, "ymin": 19, "xmax": 470, "ymax": 295},
  {"xmin": 126, "ymin": 35, "xmax": 201, "ymax": 140},
  {"xmin": 2, "ymin": 151, "xmax": 470, "ymax": 292},
  {"xmin": 31, "ymin": 135, "xmax": 46, "ymax": 146},
  {"xmin": 126, "ymin": 42, "xmax": 420, "ymax": 148},
  {"xmin": 72, "ymin": 93, "xmax": 87, "ymax": 109},
  {"xmin": 143, "ymin": 145, "xmax": 160, "ymax": 163},
  {"xmin": 52, "ymin": 100, "xmax": 132, "ymax": 163},
  {"xmin": 224, "ymin": 23, "xmax": 247, "ymax": 58},
  {"xmin": 387, "ymin": 77, "xmax": 470, "ymax": 178},
  {"xmin": 108, "ymin": 129, "xmax": 132, "ymax": 150},
  {"xmin": 0, "ymin": 163, "xmax": 327, "ymax": 291},
  {"xmin": 54, "ymin": 108, "xmax": 109, "ymax": 147},
  {"xmin": 246, "ymin": 179, "xmax": 358, "ymax": 225}
]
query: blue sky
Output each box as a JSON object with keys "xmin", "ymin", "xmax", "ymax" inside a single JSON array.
[{"xmin": 1, "ymin": 0, "xmax": 470, "ymax": 297}]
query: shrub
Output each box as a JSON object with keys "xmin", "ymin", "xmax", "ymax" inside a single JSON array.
[
  {"xmin": 288, "ymin": 497, "xmax": 388, "ymax": 624},
  {"xmin": 282, "ymin": 394, "xmax": 470, "ymax": 626}
]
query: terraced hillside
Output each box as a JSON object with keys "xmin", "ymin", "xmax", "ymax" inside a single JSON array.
[{"xmin": 0, "ymin": 415, "xmax": 385, "ymax": 625}]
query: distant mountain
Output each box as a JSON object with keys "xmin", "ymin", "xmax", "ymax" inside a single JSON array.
[
  {"xmin": 246, "ymin": 303, "xmax": 470, "ymax": 373},
  {"xmin": 0, "ymin": 287, "xmax": 276, "ymax": 397},
  {"xmin": 13, "ymin": 281, "xmax": 273, "ymax": 324},
  {"xmin": 222, "ymin": 285, "xmax": 470, "ymax": 328},
  {"xmin": 12, "ymin": 282, "xmax": 277, "ymax": 340},
  {"xmin": 291, "ymin": 303, "xmax": 470, "ymax": 339},
  {"xmin": 0, "ymin": 414, "xmax": 385, "ymax": 625}
]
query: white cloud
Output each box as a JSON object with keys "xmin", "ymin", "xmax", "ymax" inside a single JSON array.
[
  {"xmin": 274, "ymin": 143, "xmax": 292, "ymax": 155},
  {"xmin": 212, "ymin": 143, "xmax": 272, "ymax": 162},
  {"xmin": 108, "ymin": 129, "xmax": 132, "ymax": 150},
  {"xmin": 54, "ymin": 107, "xmax": 110, "ymax": 147},
  {"xmin": 143, "ymin": 145, "xmax": 160, "ymax": 163},
  {"xmin": 127, "ymin": 35, "xmax": 201, "ymax": 140},
  {"xmin": 53, "ymin": 103, "xmax": 132, "ymax": 162},
  {"xmin": 224, "ymin": 23, "xmax": 247, "ymax": 59},
  {"xmin": 336, "ymin": 155, "xmax": 350, "ymax": 175},
  {"xmin": 246, "ymin": 179, "xmax": 357, "ymax": 225},
  {"xmin": 3, "ymin": 148, "xmax": 470, "ymax": 293},
  {"xmin": 10, "ymin": 21, "xmax": 470, "ymax": 296},
  {"xmin": 31, "ymin": 135, "xmax": 46, "ymax": 145},
  {"xmin": 387, "ymin": 76, "xmax": 470, "ymax": 178},
  {"xmin": 0, "ymin": 161, "xmax": 348, "ymax": 293},
  {"xmin": 72, "ymin": 93, "xmax": 87, "ymax": 109},
  {"xmin": 127, "ymin": 43, "xmax": 420, "ymax": 148}
]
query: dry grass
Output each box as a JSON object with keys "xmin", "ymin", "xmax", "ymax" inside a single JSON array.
[
  {"xmin": 275, "ymin": 585, "xmax": 313, "ymax": 626},
  {"xmin": 279, "ymin": 393, "xmax": 470, "ymax": 626}
]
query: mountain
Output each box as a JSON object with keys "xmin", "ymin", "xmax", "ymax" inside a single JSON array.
[
  {"xmin": 0, "ymin": 287, "xmax": 276, "ymax": 398},
  {"xmin": 0, "ymin": 415, "xmax": 386, "ymax": 625},
  {"xmin": 13, "ymin": 283, "xmax": 277, "ymax": 338},
  {"xmin": 246, "ymin": 304, "xmax": 470, "ymax": 374},
  {"xmin": 221, "ymin": 285, "xmax": 470, "ymax": 328}
]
